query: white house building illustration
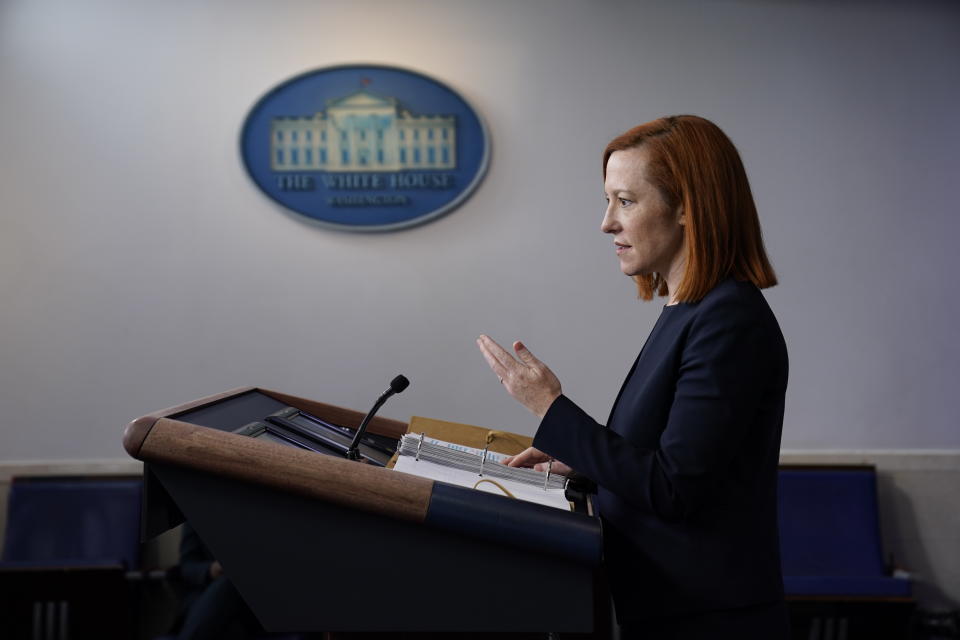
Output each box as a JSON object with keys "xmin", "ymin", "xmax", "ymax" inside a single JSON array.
[{"xmin": 270, "ymin": 90, "xmax": 457, "ymax": 172}]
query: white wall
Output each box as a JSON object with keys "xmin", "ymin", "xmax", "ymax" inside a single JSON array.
[{"xmin": 1, "ymin": 0, "xmax": 958, "ymax": 462}]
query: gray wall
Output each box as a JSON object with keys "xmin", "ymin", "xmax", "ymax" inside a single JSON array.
[{"xmin": 2, "ymin": 0, "xmax": 959, "ymax": 461}]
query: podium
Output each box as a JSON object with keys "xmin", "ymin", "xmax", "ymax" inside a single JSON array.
[{"xmin": 123, "ymin": 387, "xmax": 604, "ymax": 634}]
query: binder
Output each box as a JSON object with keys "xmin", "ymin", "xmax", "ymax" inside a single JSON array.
[{"xmin": 394, "ymin": 432, "xmax": 570, "ymax": 510}]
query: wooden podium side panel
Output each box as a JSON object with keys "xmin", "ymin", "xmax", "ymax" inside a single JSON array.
[{"xmin": 151, "ymin": 464, "xmax": 593, "ymax": 633}]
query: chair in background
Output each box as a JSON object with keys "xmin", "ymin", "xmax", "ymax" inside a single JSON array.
[
  {"xmin": 779, "ymin": 465, "xmax": 914, "ymax": 640},
  {"xmin": 0, "ymin": 475, "xmax": 143, "ymax": 640}
]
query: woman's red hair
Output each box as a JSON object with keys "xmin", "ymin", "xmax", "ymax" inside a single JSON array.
[{"xmin": 603, "ymin": 115, "xmax": 777, "ymax": 302}]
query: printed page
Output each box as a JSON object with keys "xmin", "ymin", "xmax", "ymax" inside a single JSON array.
[
  {"xmin": 420, "ymin": 435, "xmax": 509, "ymax": 464},
  {"xmin": 393, "ymin": 456, "xmax": 571, "ymax": 511}
]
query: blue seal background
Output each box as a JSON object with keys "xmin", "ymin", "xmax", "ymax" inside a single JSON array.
[{"xmin": 240, "ymin": 65, "xmax": 489, "ymax": 231}]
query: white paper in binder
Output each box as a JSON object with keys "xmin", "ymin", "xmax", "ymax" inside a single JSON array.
[{"xmin": 392, "ymin": 433, "xmax": 572, "ymax": 511}]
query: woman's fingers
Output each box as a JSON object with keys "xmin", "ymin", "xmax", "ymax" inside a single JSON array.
[
  {"xmin": 505, "ymin": 446, "xmax": 550, "ymax": 468},
  {"xmin": 513, "ymin": 340, "xmax": 540, "ymax": 366},
  {"xmin": 534, "ymin": 460, "xmax": 574, "ymax": 476},
  {"xmin": 477, "ymin": 335, "xmax": 523, "ymax": 381},
  {"xmin": 478, "ymin": 335, "xmax": 562, "ymax": 417},
  {"xmin": 477, "ymin": 340, "xmax": 507, "ymax": 378},
  {"xmin": 478, "ymin": 335, "xmax": 516, "ymax": 369},
  {"xmin": 478, "ymin": 335, "xmax": 541, "ymax": 380},
  {"xmin": 477, "ymin": 336, "xmax": 518, "ymax": 379},
  {"xmin": 506, "ymin": 448, "xmax": 574, "ymax": 476}
]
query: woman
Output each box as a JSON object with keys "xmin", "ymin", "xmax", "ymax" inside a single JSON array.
[{"xmin": 477, "ymin": 115, "xmax": 789, "ymax": 639}]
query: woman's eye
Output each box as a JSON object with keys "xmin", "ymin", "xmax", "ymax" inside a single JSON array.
[{"xmin": 619, "ymin": 198, "xmax": 632, "ymax": 206}]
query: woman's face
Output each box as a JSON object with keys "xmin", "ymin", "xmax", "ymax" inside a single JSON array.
[{"xmin": 602, "ymin": 146, "xmax": 686, "ymax": 280}]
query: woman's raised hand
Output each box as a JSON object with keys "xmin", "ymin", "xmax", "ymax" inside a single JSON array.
[{"xmin": 476, "ymin": 334, "xmax": 561, "ymax": 418}]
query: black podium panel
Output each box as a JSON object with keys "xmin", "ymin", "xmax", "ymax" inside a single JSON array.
[{"xmin": 151, "ymin": 463, "xmax": 594, "ymax": 633}]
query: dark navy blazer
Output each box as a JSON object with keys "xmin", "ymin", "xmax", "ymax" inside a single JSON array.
[{"xmin": 534, "ymin": 278, "xmax": 788, "ymax": 622}]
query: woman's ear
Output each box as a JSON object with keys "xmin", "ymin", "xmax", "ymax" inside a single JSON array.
[{"xmin": 676, "ymin": 206, "xmax": 685, "ymax": 226}]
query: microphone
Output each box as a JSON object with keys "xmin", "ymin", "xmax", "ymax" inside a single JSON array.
[{"xmin": 345, "ymin": 375, "xmax": 409, "ymax": 461}]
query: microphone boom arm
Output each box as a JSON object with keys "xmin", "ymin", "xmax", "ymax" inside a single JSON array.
[{"xmin": 345, "ymin": 375, "xmax": 409, "ymax": 462}]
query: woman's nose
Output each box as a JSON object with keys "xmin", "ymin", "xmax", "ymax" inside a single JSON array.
[{"xmin": 601, "ymin": 207, "xmax": 618, "ymax": 234}]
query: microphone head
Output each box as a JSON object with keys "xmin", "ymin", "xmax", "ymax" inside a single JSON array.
[{"xmin": 390, "ymin": 375, "xmax": 410, "ymax": 394}]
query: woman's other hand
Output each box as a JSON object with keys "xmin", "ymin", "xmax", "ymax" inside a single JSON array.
[
  {"xmin": 504, "ymin": 446, "xmax": 574, "ymax": 476},
  {"xmin": 476, "ymin": 335, "xmax": 561, "ymax": 417}
]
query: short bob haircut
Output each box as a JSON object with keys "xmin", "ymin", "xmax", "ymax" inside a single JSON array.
[{"xmin": 603, "ymin": 115, "xmax": 777, "ymax": 303}]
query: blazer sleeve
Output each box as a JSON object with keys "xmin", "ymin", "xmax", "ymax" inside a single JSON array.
[{"xmin": 533, "ymin": 296, "xmax": 775, "ymax": 522}]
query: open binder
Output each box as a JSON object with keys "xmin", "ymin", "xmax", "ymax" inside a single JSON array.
[{"xmin": 394, "ymin": 432, "xmax": 572, "ymax": 510}]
